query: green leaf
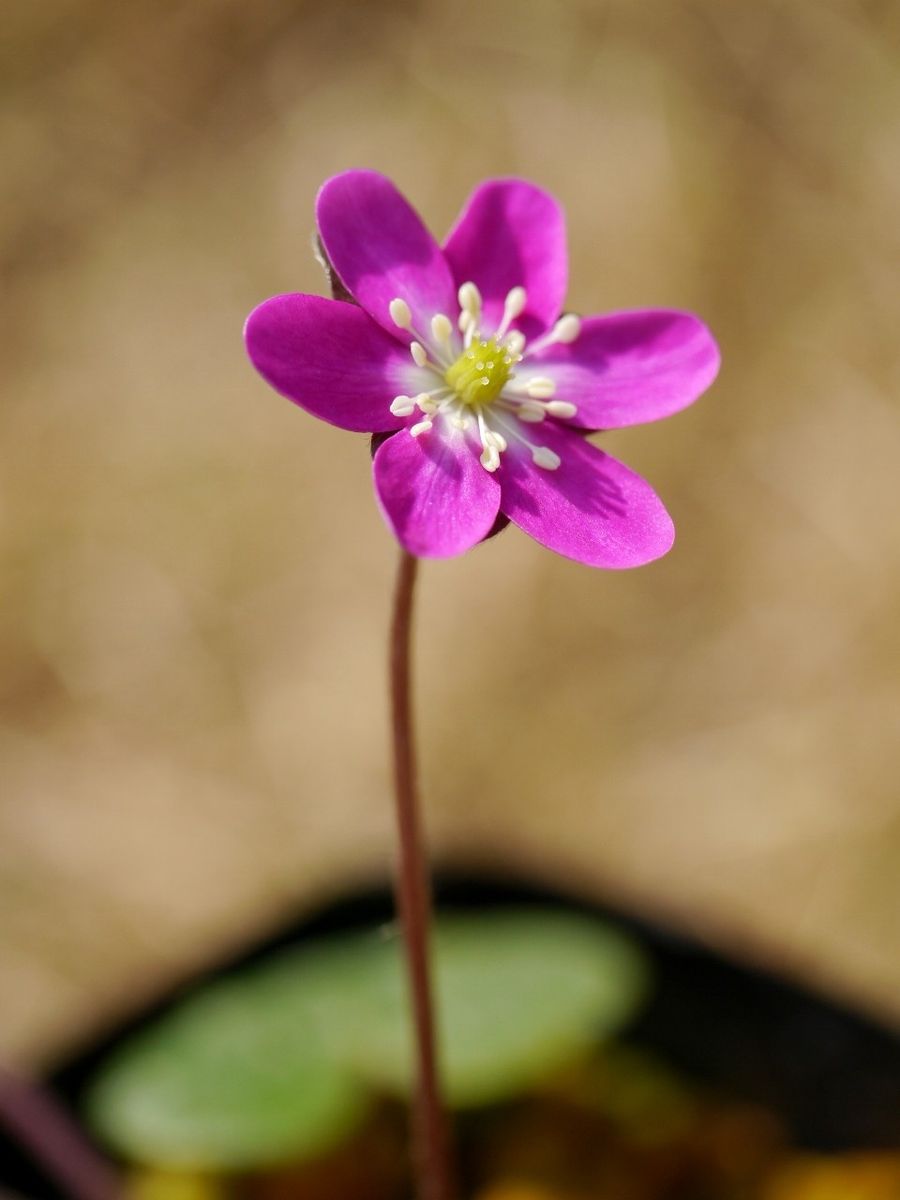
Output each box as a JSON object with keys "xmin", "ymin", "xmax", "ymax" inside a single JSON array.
[
  {"xmin": 318, "ymin": 909, "xmax": 650, "ymax": 1106},
  {"xmin": 84, "ymin": 975, "xmax": 368, "ymax": 1170},
  {"xmin": 86, "ymin": 907, "xmax": 649, "ymax": 1168},
  {"xmin": 255, "ymin": 908, "xmax": 651, "ymax": 1106}
]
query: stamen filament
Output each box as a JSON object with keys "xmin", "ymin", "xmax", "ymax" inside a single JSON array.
[
  {"xmin": 390, "ymin": 296, "xmax": 454, "ymax": 367},
  {"xmin": 529, "ymin": 313, "xmax": 581, "ymax": 353},
  {"xmin": 497, "ymin": 393, "xmax": 578, "ymax": 423},
  {"xmin": 496, "ymin": 286, "xmax": 527, "ymax": 339},
  {"xmin": 490, "ymin": 410, "xmax": 561, "ymax": 471},
  {"xmin": 473, "ymin": 410, "xmax": 499, "ymax": 472}
]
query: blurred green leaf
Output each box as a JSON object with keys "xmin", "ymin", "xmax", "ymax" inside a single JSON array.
[
  {"xmin": 85, "ymin": 976, "xmax": 368, "ymax": 1170},
  {"xmin": 319, "ymin": 909, "xmax": 650, "ymax": 1106},
  {"xmin": 87, "ymin": 908, "xmax": 649, "ymax": 1166}
]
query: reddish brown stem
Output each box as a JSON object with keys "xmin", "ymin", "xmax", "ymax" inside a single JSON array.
[
  {"xmin": 389, "ymin": 550, "xmax": 454, "ymax": 1200},
  {"xmin": 0, "ymin": 1067, "xmax": 121, "ymax": 1200}
]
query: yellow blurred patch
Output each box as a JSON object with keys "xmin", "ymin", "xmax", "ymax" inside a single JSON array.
[
  {"xmin": 763, "ymin": 1154, "xmax": 900, "ymax": 1200},
  {"xmin": 128, "ymin": 1168, "xmax": 225, "ymax": 1200},
  {"xmin": 474, "ymin": 1185, "xmax": 574, "ymax": 1200}
]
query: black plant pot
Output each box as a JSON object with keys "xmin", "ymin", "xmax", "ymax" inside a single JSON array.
[{"xmin": 4, "ymin": 873, "xmax": 900, "ymax": 1198}]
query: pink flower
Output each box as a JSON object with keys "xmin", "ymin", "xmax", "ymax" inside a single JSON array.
[{"xmin": 245, "ymin": 171, "xmax": 719, "ymax": 567}]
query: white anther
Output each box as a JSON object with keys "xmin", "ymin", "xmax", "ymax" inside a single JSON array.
[
  {"xmin": 552, "ymin": 314, "xmax": 581, "ymax": 343},
  {"xmin": 505, "ymin": 330, "xmax": 526, "ymax": 357},
  {"xmin": 504, "ymin": 286, "xmax": 526, "ymax": 319},
  {"xmin": 546, "ymin": 400, "xmax": 578, "ymax": 419},
  {"xmin": 485, "ymin": 430, "xmax": 508, "ymax": 452},
  {"xmin": 480, "ymin": 445, "xmax": 501, "ymax": 472},
  {"xmin": 517, "ymin": 402, "xmax": 546, "ymax": 423},
  {"xmin": 415, "ymin": 393, "xmax": 439, "ymax": 415},
  {"xmin": 410, "ymin": 419, "xmax": 433, "ymax": 438},
  {"xmin": 390, "ymin": 395, "xmax": 416, "ymax": 416},
  {"xmin": 497, "ymin": 287, "xmax": 527, "ymax": 338},
  {"xmin": 451, "ymin": 414, "xmax": 470, "ymax": 430},
  {"xmin": 409, "ymin": 341, "xmax": 428, "ymax": 367},
  {"xmin": 389, "ymin": 298, "xmax": 412, "ymax": 329},
  {"xmin": 525, "ymin": 377, "xmax": 557, "ymax": 399},
  {"xmin": 431, "ymin": 313, "xmax": 453, "ymax": 345},
  {"xmin": 458, "ymin": 310, "xmax": 473, "ymax": 333},
  {"xmin": 458, "ymin": 281, "xmax": 482, "ymax": 315},
  {"xmin": 532, "ymin": 447, "xmax": 561, "ymax": 470}
]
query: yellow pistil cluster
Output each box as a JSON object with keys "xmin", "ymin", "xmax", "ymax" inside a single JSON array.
[{"xmin": 444, "ymin": 337, "xmax": 514, "ymax": 407}]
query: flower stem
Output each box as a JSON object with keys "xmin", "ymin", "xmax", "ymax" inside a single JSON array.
[
  {"xmin": 0, "ymin": 1066, "xmax": 121, "ymax": 1200},
  {"xmin": 389, "ymin": 549, "xmax": 454, "ymax": 1200}
]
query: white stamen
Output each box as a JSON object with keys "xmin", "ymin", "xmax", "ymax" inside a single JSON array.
[
  {"xmin": 546, "ymin": 399, "xmax": 578, "ymax": 419},
  {"xmin": 459, "ymin": 281, "xmax": 482, "ymax": 349},
  {"xmin": 431, "ymin": 313, "xmax": 453, "ymax": 346},
  {"xmin": 497, "ymin": 286, "xmax": 527, "ymax": 338},
  {"xmin": 410, "ymin": 419, "xmax": 433, "ymax": 438},
  {"xmin": 464, "ymin": 316, "xmax": 481, "ymax": 348},
  {"xmin": 390, "ymin": 395, "xmax": 416, "ymax": 416},
  {"xmin": 552, "ymin": 314, "xmax": 581, "ymax": 344},
  {"xmin": 505, "ymin": 330, "xmax": 526, "ymax": 357},
  {"xmin": 389, "ymin": 298, "xmax": 412, "ymax": 329},
  {"xmin": 486, "ymin": 430, "xmax": 507, "ymax": 452},
  {"xmin": 458, "ymin": 281, "xmax": 482, "ymax": 316},
  {"xmin": 480, "ymin": 445, "xmax": 501, "ymax": 472},
  {"xmin": 525, "ymin": 377, "xmax": 557, "ymax": 399},
  {"xmin": 451, "ymin": 414, "xmax": 470, "ymax": 430},
  {"xmin": 516, "ymin": 401, "xmax": 546, "ymax": 423},
  {"xmin": 504, "ymin": 286, "xmax": 526, "ymax": 319},
  {"xmin": 410, "ymin": 341, "xmax": 428, "ymax": 367},
  {"xmin": 475, "ymin": 410, "xmax": 500, "ymax": 467},
  {"xmin": 415, "ymin": 393, "xmax": 439, "ymax": 415},
  {"xmin": 532, "ymin": 447, "xmax": 561, "ymax": 470}
]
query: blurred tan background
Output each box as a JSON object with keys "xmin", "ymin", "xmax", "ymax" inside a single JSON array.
[{"xmin": 2, "ymin": 0, "xmax": 899, "ymax": 1069}]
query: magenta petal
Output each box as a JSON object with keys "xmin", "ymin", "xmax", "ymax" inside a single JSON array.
[
  {"xmin": 499, "ymin": 426, "xmax": 674, "ymax": 568},
  {"xmin": 524, "ymin": 310, "xmax": 720, "ymax": 430},
  {"xmin": 316, "ymin": 170, "xmax": 457, "ymax": 339},
  {"xmin": 373, "ymin": 427, "xmax": 501, "ymax": 558},
  {"xmin": 244, "ymin": 293, "xmax": 415, "ymax": 433},
  {"xmin": 443, "ymin": 179, "xmax": 567, "ymax": 340}
]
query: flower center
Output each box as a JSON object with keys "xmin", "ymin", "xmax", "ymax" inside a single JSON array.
[
  {"xmin": 444, "ymin": 337, "xmax": 513, "ymax": 407},
  {"xmin": 387, "ymin": 281, "xmax": 581, "ymax": 474}
]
